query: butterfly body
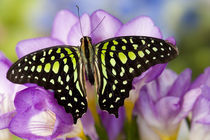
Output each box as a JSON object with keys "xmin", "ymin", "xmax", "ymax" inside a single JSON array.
[
  {"xmin": 80, "ymin": 36, "xmax": 95, "ymax": 85},
  {"xmin": 7, "ymin": 36, "xmax": 178, "ymax": 123}
]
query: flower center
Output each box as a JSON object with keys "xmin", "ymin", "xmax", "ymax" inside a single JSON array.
[{"xmin": 28, "ymin": 109, "xmax": 56, "ymax": 136}]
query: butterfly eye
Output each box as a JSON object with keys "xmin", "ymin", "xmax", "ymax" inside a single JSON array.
[
  {"xmin": 88, "ymin": 37, "xmax": 92, "ymax": 41},
  {"xmin": 80, "ymin": 38, "xmax": 84, "ymax": 42}
]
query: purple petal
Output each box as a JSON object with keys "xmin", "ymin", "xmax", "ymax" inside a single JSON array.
[
  {"xmin": 139, "ymin": 69, "xmax": 177, "ymax": 103},
  {"xmin": 166, "ymin": 37, "xmax": 176, "ymax": 46},
  {"xmin": 14, "ymin": 87, "xmax": 49, "ymax": 113},
  {"xmin": 116, "ymin": 16, "xmax": 162, "ymax": 38},
  {"xmin": 0, "ymin": 52, "xmax": 12, "ymax": 66},
  {"xmin": 9, "ymin": 107, "xmax": 60, "ymax": 139},
  {"xmin": 192, "ymin": 86, "xmax": 210, "ymax": 124},
  {"xmin": 143, "ymin": 80, "xmax": 159, "ymax": 101},
  {"xmin": 157, "ymin": 69, "xmax": 178, "ymax": 97},
  {"xmin": 52, "ymin": 114, "xmax": 74, "ymax": 138},
  {"xmin": 155, "ymin": 96, "xmax": 180, "ymax": 121},
  {"xmin": 16, "ymin": 37, "xmax": 64, "ymax": 58},
  {"xmin": 68, "ymin": 13, "xmax": 91, "ymax": 46},
  {"xmin": 9, "ymin": 87, "xmax": 74, "ymax": 139},
  {"xmin": 201, "ymin": 85, "xmax": 210, "ymax": 100},
  {"xmin": 144, "ymin": 64, "xmax": 167, "ymax": 83},
  {"xmin": 51, "ymin": 10, "xmax": 78, "ymax": 44},
  {"xmin": 167, "ymin": 68, "xmax": 192, "ymax": 97},
  {"xmin": 131, "ymin": 64, "xmax": 166, "ymax": 102},
  {"xmin": 0, "ymin": 53, "xmax": 14, "ymax": 95},
  {"xmin": 15, "ymin": 87, "xmax": 73, "ymax": 124},
  {"xmin": 191, "ymin": 67, "xmax": 210, "ymax": 89},
  {"xmin": 133, "ymin": 64, "xmax": 167, "ymax": 85},
  {"xmin": 66, "ymin": 138, "xmax": 81, "ymax": 140},
  {"xmin": 99, "ymin": 107, "xmax": 125, "ymax": 140},
  {"xmin": 0, "ymin": 111, "xmax": 16, "ymax": 129},
  {"xmin": 90, "ymin": 10, "xmax": 123, "ymax": 44},
  {"xmin": 173, "ymin": 88, "xmax": 202, "ymax": 124},
  {"xmin": 135, "ymin": 89, "xmax": 159, "ymax": 126},
  {"xmin": 81, "ymin": 110, "xmax": 98, "ymax": 140}
]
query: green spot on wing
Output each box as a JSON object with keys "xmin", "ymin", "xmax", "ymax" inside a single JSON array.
[
  {"xmin": 113, "ymin": 40, "xmax": 118, "ymax": 45},
  {"xmin": 37, "ymin": 65, "xmax": 42, "ymax": 72},
  {"xmin": 122, "ymin": 39, "xmax": 127, "ymax": 43},
  {"xmin": 44, "ymin": 63, "xmax": 51, "ymax": 73},
  {"xmin": 31, "ymin": 66, "xmax": 35, "ymax": 72},
  {"xmin": 60, "ymin": 53, "xmax": 65, "ymax": 58},
  {"xmin": 110, "ymin": 58, "xmax": 116, "ymax": 67},
  {"xmin": 70, "ymin": 56, "xmax": 77, "ymax": 69},
  {"xmin": 65, "ymin": 48, "xmax": 72, "ymax": 54},
  {"xmin": 56, "ymin": 48, "xmax": 61, "ymax": 53},
  {"xmin": 102, "ymin": 64, "xmax": 108, "ymax": 79},
  {"xmin": 40, "ymin": 57, "xmax": 45, "ymax": 63},
  {"xmin": 118, "ymin": 52, "xmax": 127, "ymax": 64},
  {"xmin": 48, "ymin": 49, "xmax": 53, "ymax": 55},
  {"xmin": 138, "ymin": 51, "xmax": 145, "ymax": 58},
  {"xmin": 64, "ymin": 65, "xmax": 69, "ymax": 73},
  {"xmin": 51, "ymin": 56, "xmax": 55, "ymax": 60},
  {"xmin": 63, "ymin": 58, "xmax": 67, "ymax": 64},
  {"xmin": 52, "ymin": 61, "xmax": 60, "ymax": 74},
  {"xmin": 74, "ymin": 68, "xmax": 78, "ymax": 82},
  {"xmin": 128, "ymin": 52, "xmax": 136, "ymax": 60},
  {"xmin": 141, "ymin": 40, "xmax": 146, "ymax": 45},
  {"xmin": 102, "ymin": 42, "xmax": 109, "ymax": 50},
  {"xmin": 111, "ymin": 46, "xmax": 116, "ymax": 51}
]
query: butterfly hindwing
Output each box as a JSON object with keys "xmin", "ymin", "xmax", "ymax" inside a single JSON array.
[
  {"xmin": 7, "ymin": 46, "xmax": 87, "ymax": 123},
  {"xmin": 95, "ymin": 36, "xmax": 178, "ymax": 116}
]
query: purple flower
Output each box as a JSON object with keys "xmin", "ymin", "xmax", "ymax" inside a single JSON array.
[
  {"xmin": 1, "ymin": 8, "xmax": 178, "ymax": 139},
  {"xmin": 189, "ymin": 67, "xmax": 210, "ymax": 140},
  {"xmin": 135, "ymin": 69, "xmax": 201, "ymax": 140},
  {"xmin": 0, "ymin": 52, "xmax": 24, "ymax": 139},
  {"xmin": 9, "ymin": 87, "xmax": 74, "ymax": 139},
  {"xmin": 0, "ymin": 53, "xmax": 13, "ymax": 139}
]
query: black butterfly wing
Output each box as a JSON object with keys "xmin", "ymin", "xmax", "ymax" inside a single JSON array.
[
  {"xmin": 7, "ymin": 46, "xmax": 87, "ymax": 123},
  {"xmin": 95, "ymin": 36, "xmax": 178, "ymax": 116}
]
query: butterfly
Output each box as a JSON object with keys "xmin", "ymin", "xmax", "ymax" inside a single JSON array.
[{"xmin": 7, "ymin": 35, "xmax": 178, "ymax": 123}]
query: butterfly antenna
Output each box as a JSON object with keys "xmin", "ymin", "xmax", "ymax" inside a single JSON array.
[
  {"xmin": 76, "ymin": 5, "xmax": 84, "ymax": 37},
  {"xmin": 89, "ymin": 16, "xmax": 106, "ymax": 36}
]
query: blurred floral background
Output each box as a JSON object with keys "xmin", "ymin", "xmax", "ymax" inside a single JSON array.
[{"xmin": 0, "ymin": 0, "xmax": 209, "ymax": 140}]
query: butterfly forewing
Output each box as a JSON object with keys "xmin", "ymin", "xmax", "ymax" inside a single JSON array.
[
  {"xmin": 7, "ymin": 46, "xmax": 87, "ymax": 123},
  {"xmin": 95, "ymin": 36, "xmax": 178, "ymax": 116}
]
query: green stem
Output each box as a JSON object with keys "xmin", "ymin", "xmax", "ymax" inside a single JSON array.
[
  {"xmin": 95, "ymin": 123, "xmax": 109, "ymax": 140},
  {"xmin": 124, "ymin": 117, "xmax": 139, "ymax": 140}
]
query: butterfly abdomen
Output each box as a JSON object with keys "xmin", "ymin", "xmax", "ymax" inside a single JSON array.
[{"xmin": 80, "ymin": 36, "xmax": 95, "ymax": 85}]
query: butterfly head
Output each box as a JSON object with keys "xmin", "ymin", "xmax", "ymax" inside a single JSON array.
[
  {"xmin": 80, "ymin": 36, "xmax": 92, "ymax": 44},
  {"xmin": 80, "ymin": 36, "xmax": 93, "ymax": 58}
]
